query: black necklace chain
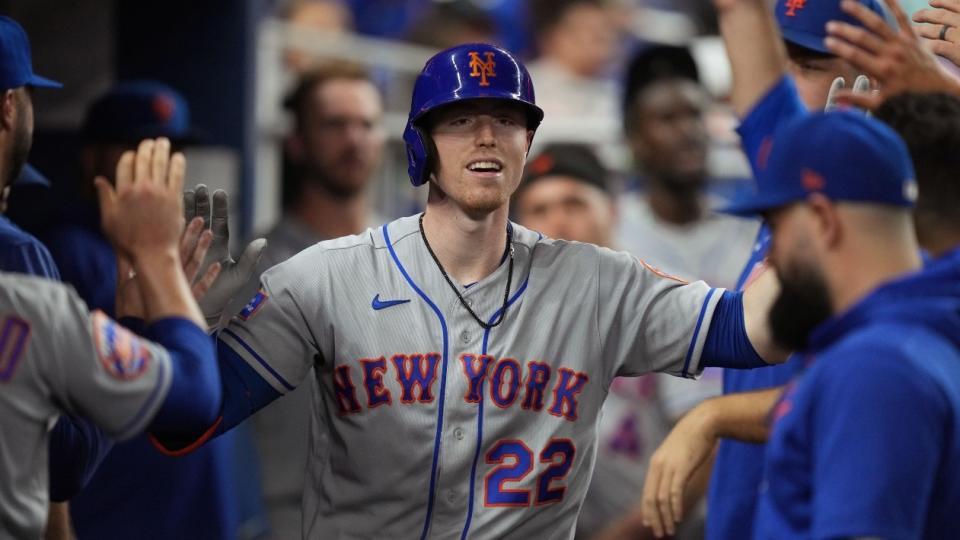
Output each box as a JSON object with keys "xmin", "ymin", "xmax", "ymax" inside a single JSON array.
[{"xmin": 419, "ymin": 213, "xmax": 514, "ymax": 330}]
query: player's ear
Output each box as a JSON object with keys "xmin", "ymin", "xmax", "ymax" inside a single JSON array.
[
  {"xmin": 525, "ymin": 130, "xmax": 535, "ymax": 154},
  {"xmin": 806, "ymin": 193, "xmax": 842, "ymax": 250}
]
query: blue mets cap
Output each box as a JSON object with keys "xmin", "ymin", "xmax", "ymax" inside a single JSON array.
[
  {"xmin": 81, "ymin": 81, "xmax": 203, "ymax": 144},
  {"xmin": 777, "ymin": 0, "xmax": 888, "ymax": 53},
  {"xmin": 721, "ymin": 111, "xmax": 917, "ymax": 217},
  {"xmin": 0, "ymin": 16, "xmax": 61, "ymax": 91}
]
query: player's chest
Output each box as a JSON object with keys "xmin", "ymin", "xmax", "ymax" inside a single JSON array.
[{"xmin": 318, "ymin": 281, "xmax": 602, "ymax": 421}]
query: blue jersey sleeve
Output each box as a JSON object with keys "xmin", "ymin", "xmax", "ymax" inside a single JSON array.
[
  {"xmin": 150, "ymin": 336, "xmax": 281, "ymax": 455},
  {"xmin": 702, "ymin": 290, "xmax": 767, "ymax": 369},
  {"xmin": 145, "ymin": 318, "xmax": 222, "ymax": 435},
  {"xmin": 737, "ymin": 76, "xmax": 807, "ymax": 178},
  {"xmin": 809, "ymin": 345, "xmax": 946, "ymax": 539}
]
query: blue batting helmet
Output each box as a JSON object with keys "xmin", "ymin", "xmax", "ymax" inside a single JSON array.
[{"xmin": 403, "ymin": 43, "xmax": 544, "ymax": 187}]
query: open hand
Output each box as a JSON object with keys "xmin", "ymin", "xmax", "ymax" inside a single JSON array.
[
  {"xmin": 183, "ymin": 185, "xmax": 266, "ymax": 328},
  {"xmin": 914, "ymin": 0, "xmax": 960, "ymax": 67},
  {"xmin": 824, "ymin": 0, "xmax": 960, "ymax": 109},
  {"xmin": 96, "ymin": 138, "xmax": 185, "ymax": 262}
]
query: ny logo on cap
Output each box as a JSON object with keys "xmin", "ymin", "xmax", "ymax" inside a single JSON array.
[
  {"xmin": 468, "ymin": 51, "xmax": 497, "ymax": 87},
  {"xmin": 785, "ymin": 0, "xmax": 807, "ymax": 16}
]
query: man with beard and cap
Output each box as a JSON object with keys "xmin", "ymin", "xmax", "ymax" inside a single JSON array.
[
  {"xmin": 631, "ymin": 0, "xmax": 904, "ymax": 536},
  {"xmin": 0, "ymin": 15, "xmax": 78, "ymax": 535},
  {"xmin": 725, "ymin": 108, "xmax": 960, "ymax": 539},
  {"xmin": 249, "ymin": 61, "xmax": 385, "ymax": 539},
  {"xmin": 0, "ymin": 16, "xmax": 61, "ymax": 279},
  {"xmin": 638, "ymin": 0, "xmax": 960, "ymax": 533}
]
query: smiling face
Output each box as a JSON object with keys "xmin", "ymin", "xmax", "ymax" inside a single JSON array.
[{"xmin": 426, "ymin": 100, "xmax": 534, "ymax": 217}]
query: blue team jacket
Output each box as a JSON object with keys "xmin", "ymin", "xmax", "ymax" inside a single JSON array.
[{"xmin": 755, "ymin": 248, "xmax": 960, "ymax": 539}]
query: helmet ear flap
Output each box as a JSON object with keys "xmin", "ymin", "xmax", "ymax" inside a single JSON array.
[
  {"xmin": 417, "ymin": 125, "xmax": 438, "ymax": 185},
  {"xmin": 403, "ymin": 121, "xmax": 440, "ymax": 187}
]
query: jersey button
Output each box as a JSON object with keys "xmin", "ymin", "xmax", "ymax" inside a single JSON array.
[
  {"xmin": 460, "ymin": 331, "xmax": 471, "ymax": 344},
  {"xmin": 447, "ymin": 490, "xmax": 457, "ymax": 503},
  {"xmin": 454, "ymin": 428, "xmax": 464, "ymax": 440}
]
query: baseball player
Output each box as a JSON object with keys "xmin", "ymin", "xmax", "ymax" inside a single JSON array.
[
  {"xmin": 152, "ymin": 43, "xmax": 789, "ymax": 539},
  {"xmin": 724, "ymin": 108, "xmax": 960, "ymax": 539},
  {"xmin": 0, "ymin": 138, "xmax": 223, "ymax": 539},
  {"xmin": 631, "ymin": 0, "xmax": 895, "ymax": 537},
  {"xmin": 640, "ymin": 0, "xmax": 960, "ymax": 534}
]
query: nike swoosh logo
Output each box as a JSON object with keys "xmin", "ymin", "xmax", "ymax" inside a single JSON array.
[{"xmin": 372, "ymin": 294, "xmax": 411, "ymax": 310}]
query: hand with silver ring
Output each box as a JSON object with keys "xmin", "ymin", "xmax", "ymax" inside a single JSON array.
[
  {"xmin": 914, "ymin": 0, "xmax": 960, "ymax": 67},
  {"xmin": 823, "ymin": 0, "xmax": 960, "ymax": 109}
]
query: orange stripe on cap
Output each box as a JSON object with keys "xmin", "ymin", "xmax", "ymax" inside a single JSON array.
[{"xmin": 148, "ymin": 416, "xmax": 223, "ymax": 457}]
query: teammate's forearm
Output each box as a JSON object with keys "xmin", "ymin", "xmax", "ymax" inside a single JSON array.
[
  {"xmin": 130, "ymin": 249, "xmax": 205, "ymax": 328},
  {"xmin": 683, "ymin": 442, "xmax": 717, "ymax": 510},
  {"xmin": 719, "ymin": 0, "xmax": 789, "ymax": 117},
  {"xmin": 697, "ymin": 386, "xmax": 785, "ymax": 443},
  {"xmin": 147, "ymin": 318, "xmax": 221, "ymax": 435}
]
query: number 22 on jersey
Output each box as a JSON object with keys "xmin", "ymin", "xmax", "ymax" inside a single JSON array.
[{"xmin": 484, "ymin": 438, "xmax": 575, "ymax": 507}]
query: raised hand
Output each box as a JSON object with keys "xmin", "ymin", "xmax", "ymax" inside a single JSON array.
[
  {"xmin": 183, "ymin": 184, "xmax": 266, "ymax": 328},
  {"xmin": 115, "ymin": 218, "xmax": 221, "ymax": 320},
  {"xmin": 97, "ymin": 138, "xmax": 205, "ymax": 325},
  {"xmin": 96, "ymin": 138, "xmax": 185, "ymax": 261},
  {"xmin": 824, "ymin": 0, "xmax": 960, "ymax": 109},
  {"xmin": 914, "ymin": 0, "xmax": 960, "ymax": 67}
]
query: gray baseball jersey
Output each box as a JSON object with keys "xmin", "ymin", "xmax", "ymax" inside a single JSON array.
[
  {"xmin": 0, "ymin": 274, "xmax": 172, "ymax": 539},
  {"xmin": 220, "ymin": 214, "xmax": 724, "ymax": 539}
]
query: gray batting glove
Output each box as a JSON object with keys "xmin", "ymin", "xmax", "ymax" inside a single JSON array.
[
  {"xmin": 824, "ymin": 77, "xmax": 846, "ymax": 111},
  {"xmin": 824, "ymin": 75, "xmax": 874, "ymax": 115},
  {"xmin": 184, "ymin": 184, "xmax": 267, "ymax": 330}
]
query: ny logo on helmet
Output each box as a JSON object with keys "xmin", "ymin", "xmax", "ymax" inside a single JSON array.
[{"xmin": 468, "ymin": 51, "xmax": 497, "ymax": 87}]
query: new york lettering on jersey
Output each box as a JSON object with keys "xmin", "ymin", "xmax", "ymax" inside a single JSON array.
[
  {"xmin": 220, "ymin": 215, "xmax": 721, "ymax": 538},
  {"xmin": 332, "ymin": 353, "xmax": 587, "ymax": 420}
]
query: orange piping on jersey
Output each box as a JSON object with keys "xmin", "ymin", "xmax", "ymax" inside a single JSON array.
[
  {"xmin": 149, "ymin": 416, "xmax": 223, "ymax": 457},
  {"xmin": 637, "ymin": 258, "xmax": 689, "ymax": 284}
]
